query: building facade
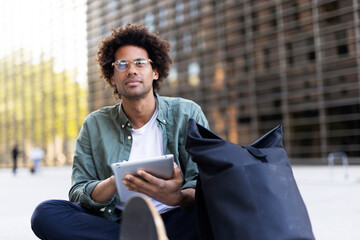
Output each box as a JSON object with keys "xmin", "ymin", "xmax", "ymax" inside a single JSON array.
[{"xmin": 86, "ymin": 0, "xmax": 360, "ymax": 164}]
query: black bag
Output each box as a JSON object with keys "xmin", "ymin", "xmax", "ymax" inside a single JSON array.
[{"xmin": 185, "ymin": 119, "xmax": 315, "ymax": 240}]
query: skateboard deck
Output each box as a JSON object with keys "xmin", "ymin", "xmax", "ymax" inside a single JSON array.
[{"xmin": 120, "ymin": 195, "xmax": 168, "ymax": 240}]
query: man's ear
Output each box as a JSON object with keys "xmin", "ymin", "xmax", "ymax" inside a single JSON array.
[
  {"xmin": 153, "ymin": 70, "xmax": 159, "ymax": 80},
  {"xmin": 110, "ymin": 75, "xmax": 115, "ymax": 85}
]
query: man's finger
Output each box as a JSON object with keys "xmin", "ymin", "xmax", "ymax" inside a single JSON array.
[
  {"xmin": 137, "ymin": 170, "xmax": 162, "ymax": 184},
  {"xmin": 122, "ymin": 173, "xmax": 156, "ymax": 194}
]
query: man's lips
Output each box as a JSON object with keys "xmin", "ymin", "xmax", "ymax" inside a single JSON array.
[{"xmin": 125, "ymin": 78, "xmax": 142, "ymax": 86}]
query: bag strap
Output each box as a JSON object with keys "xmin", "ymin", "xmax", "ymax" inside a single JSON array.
[{"xmin": 242, "ymin": 146, "xmax": 267, "ymax": 162}]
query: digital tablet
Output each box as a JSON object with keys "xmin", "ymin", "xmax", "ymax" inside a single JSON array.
[{"xmin": 111, "ymin": 154, "xmax": 174, "ymax": 203}]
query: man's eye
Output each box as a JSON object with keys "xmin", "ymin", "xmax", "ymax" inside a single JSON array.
[
  {"xmin": 119, "ymin": 61, "xmax": 128, "ymax": 66},
  {"xmin": 135, "ymin": 60, "xmax": 147, "ymax": 67}
]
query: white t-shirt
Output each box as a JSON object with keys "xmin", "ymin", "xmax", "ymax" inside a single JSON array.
[
  {"xmin": 118, "ymin": 103, "xmax": 177, "ymax": 214},
  {"xmin": 128, "ymin": 106, "xmax": 163, "ymax": 162}
]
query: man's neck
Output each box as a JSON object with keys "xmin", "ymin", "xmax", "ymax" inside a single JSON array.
[{"xmin": 121, "ymin": 93, "xmax": 156, "ymax": 129}]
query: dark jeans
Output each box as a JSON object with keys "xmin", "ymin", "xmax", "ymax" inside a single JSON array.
[{"xmin": 31, "ymin": 199, "xmax": 199, "ymax": 240}]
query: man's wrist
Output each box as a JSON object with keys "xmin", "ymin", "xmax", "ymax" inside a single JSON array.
[{"xmin": 177, "ymin": 188, "xmax": 195, "ymax": 207}]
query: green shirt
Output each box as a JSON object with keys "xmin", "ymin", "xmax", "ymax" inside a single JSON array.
[{"xmin": 69, "ymin": 93, "xmax": 209, "ymax": 221}]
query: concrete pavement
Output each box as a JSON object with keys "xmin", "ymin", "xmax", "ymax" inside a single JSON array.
[
  {"xmin": 0, "ymin": 165, "xmax": 359, "ymax": 239},
  {"xmin": 293, "ymin": 165, "xmax": 360, "ymax": 240},
  {"xmin": 0, "ymin": 167, "xmax": 72, "ymax": 240}
]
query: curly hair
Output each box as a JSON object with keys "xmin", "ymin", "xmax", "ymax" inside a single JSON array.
[{"xmin": 96, "ymin": 23, "xmax": 173, "ymax": 99}]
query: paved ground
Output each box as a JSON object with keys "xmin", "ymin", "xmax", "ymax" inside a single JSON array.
[
  {"xmin": 292, "ymin": 165, "xmax": 360, "ymax": 240},
  {"xmin": 0, "ymin": 165, "xmax": 359, "ymax": 239}
]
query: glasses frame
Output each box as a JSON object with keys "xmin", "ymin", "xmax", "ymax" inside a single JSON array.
[{"xmin": 112, "ymin": 59, "xmax": 153, "ymax": 72}]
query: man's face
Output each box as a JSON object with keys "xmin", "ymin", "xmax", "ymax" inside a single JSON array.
[{"xmin": 111, "ymin": 45, "xmax": 158, "ymax": 100}]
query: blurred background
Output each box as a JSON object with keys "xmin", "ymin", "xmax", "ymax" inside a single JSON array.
[
  {"xmin": 1, "ymin": 0, "xmax": 360, "ymax": 168},
  {"xmin": 1, "ymin": 1, "xmax": 360, "ymax": 239}
]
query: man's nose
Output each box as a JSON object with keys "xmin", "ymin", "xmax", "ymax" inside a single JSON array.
[{"xmin": 127, "ymin": 62, "xmax": 138, "ymax": 75}]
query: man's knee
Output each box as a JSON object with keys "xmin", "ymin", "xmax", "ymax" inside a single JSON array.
[{"xmin": 31, "ymin": 199, "xmax": 71, "ymax": 239}]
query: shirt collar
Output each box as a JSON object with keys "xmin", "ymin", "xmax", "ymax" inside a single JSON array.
[
  {"xmin": 155, "ymin": 93, "xmax": 167, "ymax": 125},
  {"xmin": 117, "ymin": 102, "xmax": 131, "ymax": 128}
]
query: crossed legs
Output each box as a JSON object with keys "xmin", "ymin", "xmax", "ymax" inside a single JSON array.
[{"xmin": 31, "ymin": 199, "xmax": 198, "ymax": 240}]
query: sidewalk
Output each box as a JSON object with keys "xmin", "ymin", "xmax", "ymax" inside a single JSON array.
[
  {"xmin": 0, "ymin": 165, "xmax": 359, "ymax": 239},
  {"xmin": 293, "ymin": 165, "xmax": 360, "ymax": 240},
  {"xmin": 0, "ymin": 167, "xmax": 72, "ymax": 240}
]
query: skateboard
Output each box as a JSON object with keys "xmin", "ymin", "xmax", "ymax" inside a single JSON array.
[{"xmin": 120, "ymin": 195, "xmax": 168, "ymax": 240}]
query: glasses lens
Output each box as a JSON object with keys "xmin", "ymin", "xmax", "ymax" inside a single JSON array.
[
  {"xmin": 134, "ymin": 59, "xmax": 148, "ymax": 69},
  {"xmin": 115, "ymin": 60, "xmax": 129, "ymax": 71},
  {"xmin": 113, "ymin": 59, "xmax": 150, "ymax": 71}
]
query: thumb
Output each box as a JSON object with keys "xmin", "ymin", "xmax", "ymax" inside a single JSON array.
[{"xmin": 173, "ymin": 162, "xmax": 182, "ymax": 178}]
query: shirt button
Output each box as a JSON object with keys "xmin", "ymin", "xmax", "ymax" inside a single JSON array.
[
  {"xmin": 128, "ymin": 136, "xmax": 132, "ymax": 140},
  {"xmin": 127, "ymin": 123, "xmax": 131, "ymax": 127},
  {"xmin": 163, "ymin": 120, "xmax": 166, "ymax": 123},
  {"xmin": 108, "ymin": 209, "xmax": 112, "ymax": 213},
  {"xmin": 121, "ymin": 125, "xmax": 124, "ymax": 128}
]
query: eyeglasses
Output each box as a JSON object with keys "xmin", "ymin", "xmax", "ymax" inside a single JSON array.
[{"xmin": 112, "ymin": 58, "xmax": 153, "ymax": 72}]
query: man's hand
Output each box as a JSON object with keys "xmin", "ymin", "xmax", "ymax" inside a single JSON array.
[{"xmin": 121, "ymin": 163, "xmax": 194, "ymax": 206}]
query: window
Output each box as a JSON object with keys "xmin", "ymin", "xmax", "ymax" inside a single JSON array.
[
  {"xmin": 197, "ymin": 30, "xmax": 206, "ymax": 50},
  {"xmin": 213, "ymin": 63, "xmax": 225, "ymax": 89},
  {"xmin": 176, "ymin": 2, "xmax": 184, "ymax": 23},
  {"xmin": 169, "ymin": 37, "xmax": 176, "ymax": 59},
  {"xmin": 263, "ymin": 47, "xmax": 271, "ymax": 70},
  {"xmin": 183, "ymin": 32, "xmax": 191, "ymax": 53},
  {"xmin": 189, "ymin": 0, "xmax": 198, "ymax": 17},
  {"xmin": 243, "ymin": 53, "xmax": 249, "ymax": 73},
  {"xmin": 286, "ymin": 42, "xmax": 294, "ymax": 66},
  {"xmin": 168, "ymin": 66, "xmax": 178, "ymax": 86},
  {"xmin": 335, "ymin": 30, "xmax": 348, "ymax": 56},
  {"xmin": 145, "ymin": 13, "xmax": 155, "ymax": 32},
  {"xmin": 323, "ymin": 1, "xmax": 340, "ymax": 23},
  {"xmin": 335, "ymin": 30, "xmax": 347, "ymax": 40},
  {"xmin": 107, "ymin": 0, "xmax": 117, "ymax": 11},
  {"xmin": 337, "ymin": 45, "xmax": 348, "ymax": 55},
  {"xmin": 188, "ymin": 62, "xmax": 200, "ymax": 86},
  {"xmin": 306, "ymin": 38, "xmax": 316, "ymax": 61},
  {"xmin": 159, "ymin": 8, "xmax": 167, "ymax": 28}
]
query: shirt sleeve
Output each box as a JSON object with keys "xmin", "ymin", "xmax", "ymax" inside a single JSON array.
[
  {"xmin": 181, "ymin": 103, "xmax": 209, "ymax": 190},
  {"xmin": 68, "ymin": 118, "xmax": 116, "ymax": 211}
]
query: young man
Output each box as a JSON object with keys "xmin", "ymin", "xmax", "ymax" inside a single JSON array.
[{"xmin": 31, "ymin": 23, "xmax": 208, "ymax": 240}]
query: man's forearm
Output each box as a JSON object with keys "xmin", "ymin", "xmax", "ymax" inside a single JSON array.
[{"xmin": 91, "ymin": 176, "xmax": 117, "ymax": 203}]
